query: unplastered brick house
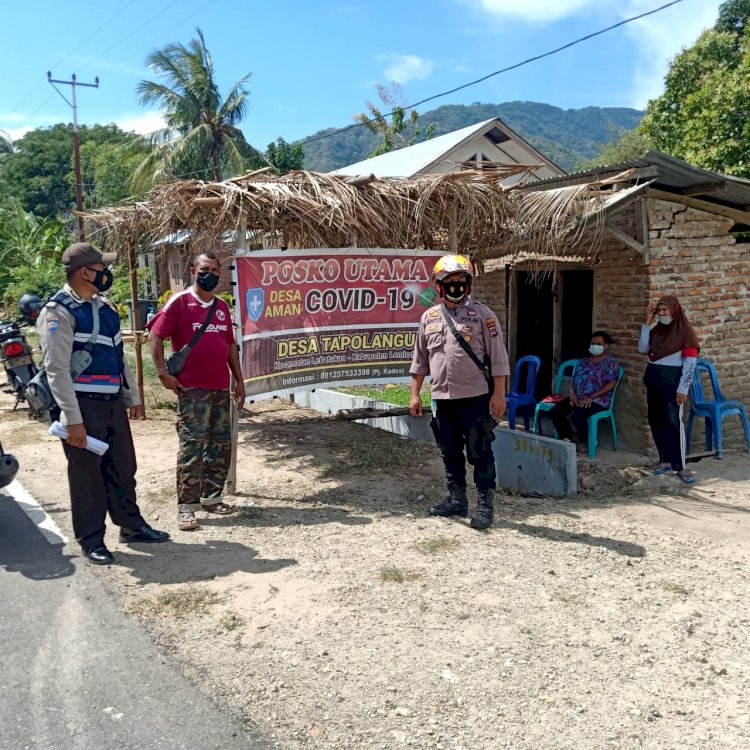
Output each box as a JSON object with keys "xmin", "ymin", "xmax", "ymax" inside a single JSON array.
[{"xmin": 472, "ymin": 151, "xmax": 750, "ymax": 454}]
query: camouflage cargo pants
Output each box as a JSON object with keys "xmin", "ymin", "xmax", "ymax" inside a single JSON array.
[{"xmin": 176, "ymin": 387, "xmax": 231, "ymax": 506}]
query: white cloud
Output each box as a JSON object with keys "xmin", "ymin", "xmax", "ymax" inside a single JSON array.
[
  {"xmin": 114, "ymin": 111, "xmax": 165, "ymax": 135},
  {"xmin": 476, "ymin": 0, "xmax": 598, "ymax": 23},
  {"xmin": 379, "ymin": 54, "xmax": 435, "ymax": 84},
  {"xmin": 2, "ymin": 126, "xmax": 31, "ymax": 142},
  {"xmin": 469, "ymin": 0, "xmax": 723, "ymax": 107},
  {"xmin": 622, "ymin": 0, "xmax": 722, "ymax": 107}
]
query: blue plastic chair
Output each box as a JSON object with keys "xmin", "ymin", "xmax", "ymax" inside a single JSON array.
[
  {"xmin": 586, "ymin": 366, "xmax": 624, "ymax": 458},
  {"xmin": 533, "ymin": 358, "xmax": 580, "ymax": 436},
  {"xmin": 686, "ymin": 358, "xmax": 750, "ymax": 459},
  {"xmin": 506, "ymin": 355, "xmax": 542, "ymax": 431}
]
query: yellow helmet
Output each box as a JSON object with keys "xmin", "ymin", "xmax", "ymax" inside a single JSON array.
[{"xmin": 432, "ymin": 254, "xmax": 474, "ymax": 283}]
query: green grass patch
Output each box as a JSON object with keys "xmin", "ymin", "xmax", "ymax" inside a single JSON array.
[
  {"xmin": 220, "ymin": 612, "xmax": 246, "ymax": 631},
  {"xmin": 379, "ymin": 564, "xmax": 421, "ymax": 583},
  {"xmin": 414, "ymin": 536, "xmax": 461, "ymax": 555},
  {"xmin": 128, "ymin": 588, "xmax": 224, "ymax": 620},
  {"xmin": 335, "ymin": 384, "xmax": 431, "ymax": 408}
]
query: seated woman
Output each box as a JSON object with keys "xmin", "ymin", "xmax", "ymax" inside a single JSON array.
[{"xmin": 550, "ymin": 331, "xmax": 619, "ymax": 451}]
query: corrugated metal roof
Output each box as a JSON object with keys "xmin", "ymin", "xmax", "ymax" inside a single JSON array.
[
  {"xmin": 524, "ymin": 150, "xmax": 750, "ymax": 213},
  {"xmin": 331, "ymin": 119, "xmax": 499, "ymax": 178}
]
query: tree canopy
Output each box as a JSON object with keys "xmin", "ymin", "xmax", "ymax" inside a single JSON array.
[
  {"xmin": 642, "ymin": 0, "xmax": 750, "ymax": 177},
  {"xmin": 135, "ymin": 27, "xmax": 265, "ymax": 185},
  {"xmin": 0, "ymin": 123, "xmax": 149, "ymax": 218}
]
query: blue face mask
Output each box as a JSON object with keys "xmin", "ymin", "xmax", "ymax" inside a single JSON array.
[
  {"xmin": 658, "ymin": 315, "xmax": 672, "ymax": 326},
  {"xmin": 589, "ymin": 344, "xmax": 605, "ymax": 356}
]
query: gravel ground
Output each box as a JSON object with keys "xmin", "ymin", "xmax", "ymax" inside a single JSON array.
[{"xmin": 2, "ymin": 395, "xmax": 749, "ymax": 750}]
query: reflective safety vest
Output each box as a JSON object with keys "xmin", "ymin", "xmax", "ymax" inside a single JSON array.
[{"xmin": 51, "ymin": 291, "xmax": 124, "ymax": 395}]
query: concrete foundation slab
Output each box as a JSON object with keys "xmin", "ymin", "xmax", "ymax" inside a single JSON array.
[{"xmin": 492, "ymin": 426, "xmax": 578, "ymax": 497}]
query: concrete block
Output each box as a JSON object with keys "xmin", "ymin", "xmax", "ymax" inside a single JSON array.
[{"xmin": 492, "ymin": 426, "xmax": 577, "ymax": 497}]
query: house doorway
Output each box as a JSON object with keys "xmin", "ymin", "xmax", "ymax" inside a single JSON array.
[
  {"xmin": 513, "ymin": 268, "xmax": 594, "ymax": 397},
  {"xmin": 560, "ymin": 270, "xmax": 594, "ymax": 362},
  {"xmin": 514, "ymin": 271, "xmax": 554, "ymax": 398}
]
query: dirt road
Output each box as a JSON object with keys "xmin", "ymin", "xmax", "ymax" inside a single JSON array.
[{"xmin": 2, "ymin": 395, "xmax": 749, "ymax": 750}]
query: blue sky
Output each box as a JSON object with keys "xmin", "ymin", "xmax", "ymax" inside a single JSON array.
[{"xmin": 1, "ymin": 0, "xmax": 723, "ymax": 150}]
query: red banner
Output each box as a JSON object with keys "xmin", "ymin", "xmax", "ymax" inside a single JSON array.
[{"xmin": 234, "ymin": 249, "xmax": 443, "ymax": 399}]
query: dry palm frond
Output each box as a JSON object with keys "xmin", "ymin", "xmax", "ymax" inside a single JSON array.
[{"xmin": 82, "ymin": 169, "xmax": 606, "ymax": 263}]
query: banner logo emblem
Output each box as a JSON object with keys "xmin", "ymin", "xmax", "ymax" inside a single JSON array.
[{"xmin": 246, "ymin": 288, "xmax": 265, "ymax": 322}]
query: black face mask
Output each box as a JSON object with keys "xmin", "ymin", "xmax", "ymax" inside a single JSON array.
[
  {"xmin": 86, "ymin": 266, "xmax": 114, "ymax": 293},
  {"xmin": 440, "ymin": 280, "xmax": 468, "ymax": 303},
  {"xmin": 196, "ymin": 271, "xmax": 220, "ymax": 291}
]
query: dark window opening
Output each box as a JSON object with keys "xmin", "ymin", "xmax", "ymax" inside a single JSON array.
[{"xmin": 484, "ymin": 126, "xmax": 511, "ymax": 146}]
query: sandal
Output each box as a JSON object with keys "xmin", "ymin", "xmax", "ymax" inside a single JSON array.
[
  {"xmin": 676, "ymin": 469, "xmax": 696, "ymax": 484},
  {"xmin": 650, "ymin": 462, "xmax": 672, "ymax": 475},
  {"xmin": 202, "ymin": 501, "xmax": 234, "ymax": 515},
  {"xmin": 178, "ymin": 510, "xmax": 201, "ymax": 531}
]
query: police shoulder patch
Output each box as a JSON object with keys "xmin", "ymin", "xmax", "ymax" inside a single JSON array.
[
  {"xmin": 47, "ymin": 316, "xmax": 60, "ymax": 333},
  {"xmin": 428, "ymin": 308, "xmax": 441, "ymax": 318}
]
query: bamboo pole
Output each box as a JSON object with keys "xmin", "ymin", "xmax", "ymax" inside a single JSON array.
[
  {"xmin": 226, "ymin": 212, "xmax": 247, "ymax": 496},
  {"xmin": 126, "ymin": 241, "xmax": 145, "ymax": 408}
]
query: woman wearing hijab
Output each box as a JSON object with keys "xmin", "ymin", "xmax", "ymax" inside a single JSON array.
[{"xmin": 638, "ymin": 296, "xmax": 700, "ymax": 483}]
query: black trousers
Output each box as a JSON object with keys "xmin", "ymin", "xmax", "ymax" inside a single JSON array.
[
  {"xmin": 431, "ymin": 394, "xmax": 496, "ymax": 494},
  {"xmin": 550, "ymin": 398, "xmax": 606, "ymax": 442},
  {"xmin": 644, "ymin": 364, "xmax": 684, "ymax": 471},
  {"xmin": 61, "ymin": 395, "xmax": 146, "ymax": 550}
]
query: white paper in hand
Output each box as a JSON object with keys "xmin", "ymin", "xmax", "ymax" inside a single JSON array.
[{"xmin": 48, "ymin": 421, "xmax": 109, "ymax": 456}]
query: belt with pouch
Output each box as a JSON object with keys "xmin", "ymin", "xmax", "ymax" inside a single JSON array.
[{"xmin": 77, "ymin": 390, "xmax": 122, "ymax": 401}]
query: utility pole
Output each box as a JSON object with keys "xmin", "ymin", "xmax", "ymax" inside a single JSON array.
[{"xmin": 47, "ymin": 72, "xmax": 99, "ymax": 241}]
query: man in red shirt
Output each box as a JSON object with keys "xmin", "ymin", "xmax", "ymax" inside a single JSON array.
[{"xmin": 148, "ymin": 251, "xmax": 245, "ymax": 531}]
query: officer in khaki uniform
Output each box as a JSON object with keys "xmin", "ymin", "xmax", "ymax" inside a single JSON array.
[
  {"xmin": 409, "ymin": 255, "xmax": 509, "ymax": 529},
  {"xmin": 37, "ymin": 242, "xmax": 169, "ymax": 565}
]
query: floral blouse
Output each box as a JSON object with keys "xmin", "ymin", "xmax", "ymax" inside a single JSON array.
[{"xmin": 572, "ymin": 355, "xmax": 619, "ymax": 408}]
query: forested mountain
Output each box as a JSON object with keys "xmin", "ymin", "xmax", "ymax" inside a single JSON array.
[{"xmin": 302, "ymin": 101, "xmax": 643, "ymax": 173}]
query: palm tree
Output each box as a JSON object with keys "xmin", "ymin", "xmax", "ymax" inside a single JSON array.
[{"xmin": 134, "ymin": 28, "xmax": 264, "ymax": 186}]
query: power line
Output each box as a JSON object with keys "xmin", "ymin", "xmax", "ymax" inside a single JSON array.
[
  {"xmin": 100, "ymin": 0, "xmax": 221, "ymax": 76},
  {"xmin": 5, "ymin": 1, "xmax": 137, "ymax": 122},
  {"xmin": 299, "ymin": 0, "xmax": 687, "ymax": 149},
  {"xmin": 76, "ymin": 0, "xmax": 183, "ymax": 76},
  {"xmin": 50, "ymin": 0, "xmax": 138, "ymax": 71},
  {"xmin": 166, "ymin": 0, "xmax": 688, "ymax": 182}
]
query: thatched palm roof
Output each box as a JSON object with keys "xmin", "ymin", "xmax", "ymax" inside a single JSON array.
[{"xmin": 82, "ymin": 167, "xmax": 606, "ymax": 259}]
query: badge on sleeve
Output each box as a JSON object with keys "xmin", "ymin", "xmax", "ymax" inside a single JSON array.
[
  {"xmin": 427, "ymin": 323, "xmax": 440, "ymax": 333},
  {"xmin": 47, "ymin": 316, "xmax": 60, "ymax": 334},
  {"xmin": 486, "ymin": 317, "xmax": 498, "ymax": 337},
  {"xmin": 429, "ymin": 309, "xmax": 441, "ymax": 318}
]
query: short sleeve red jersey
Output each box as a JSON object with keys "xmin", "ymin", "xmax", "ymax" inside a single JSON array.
[{"xmin": 147, "ymin": 289, "xmax": 235, "ymax": 390}]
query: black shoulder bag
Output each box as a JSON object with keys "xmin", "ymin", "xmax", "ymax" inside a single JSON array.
[
  {"xmin": 440, "ymin": 304, "xmax": 494, "ymax": 396},
  {"xmin": 165, "ymin": 298, "xmax": 217, "ymax": 377}
]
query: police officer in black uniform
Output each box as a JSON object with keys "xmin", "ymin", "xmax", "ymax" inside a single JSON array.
[{"xmin": 37, "ymin": 243, "xmax": 169, "ymax": 564}]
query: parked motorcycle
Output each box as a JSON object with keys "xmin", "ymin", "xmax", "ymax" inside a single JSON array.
[
  {"xmin": 0, "ymin": 439, "xmax": 19, "ymax": 489},
  {"xmin": 0, "ymin": 294, "xmax": 44, "ymax": 412}
]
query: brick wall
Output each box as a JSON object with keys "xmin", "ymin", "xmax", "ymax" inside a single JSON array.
[
  {"xmin": 473, "ymin": 265, "xmax": 507, "ymax": 321},
  {"xmin": 477, "ymin": 197, "xmax": 749, "ymax": 456},
  {"xmin": 645, "ymin": 199, "xmax": 749, "ymax": 451},
  {"xmin": 593, "ymin": 207, "xmax": 652, "ymax": 451}
]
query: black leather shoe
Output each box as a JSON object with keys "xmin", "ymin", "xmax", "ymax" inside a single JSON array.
[
  {"xmin": 84, "ymin": 545, "xmax": 115, "ymax": 565},
  {"xmin": 119, "ymin": 525, "xmax": 170, "ymax": 544}
]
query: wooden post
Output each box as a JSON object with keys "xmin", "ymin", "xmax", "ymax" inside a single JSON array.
[
  {"xmin": 126, "ymin": 241, "xmax": 145, "ymax": 408},
  {"xmin": 226, "ymin": 212, "xmax": 247, "ymax": 496}
]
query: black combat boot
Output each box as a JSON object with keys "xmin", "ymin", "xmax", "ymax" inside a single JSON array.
[
  {"xmin": 429, "ymin": 485, "xmax": 468, "ymax": 517},
  {"xmin": 470, "ymin": 488, "xmax": 494, "ymax": 530}
]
